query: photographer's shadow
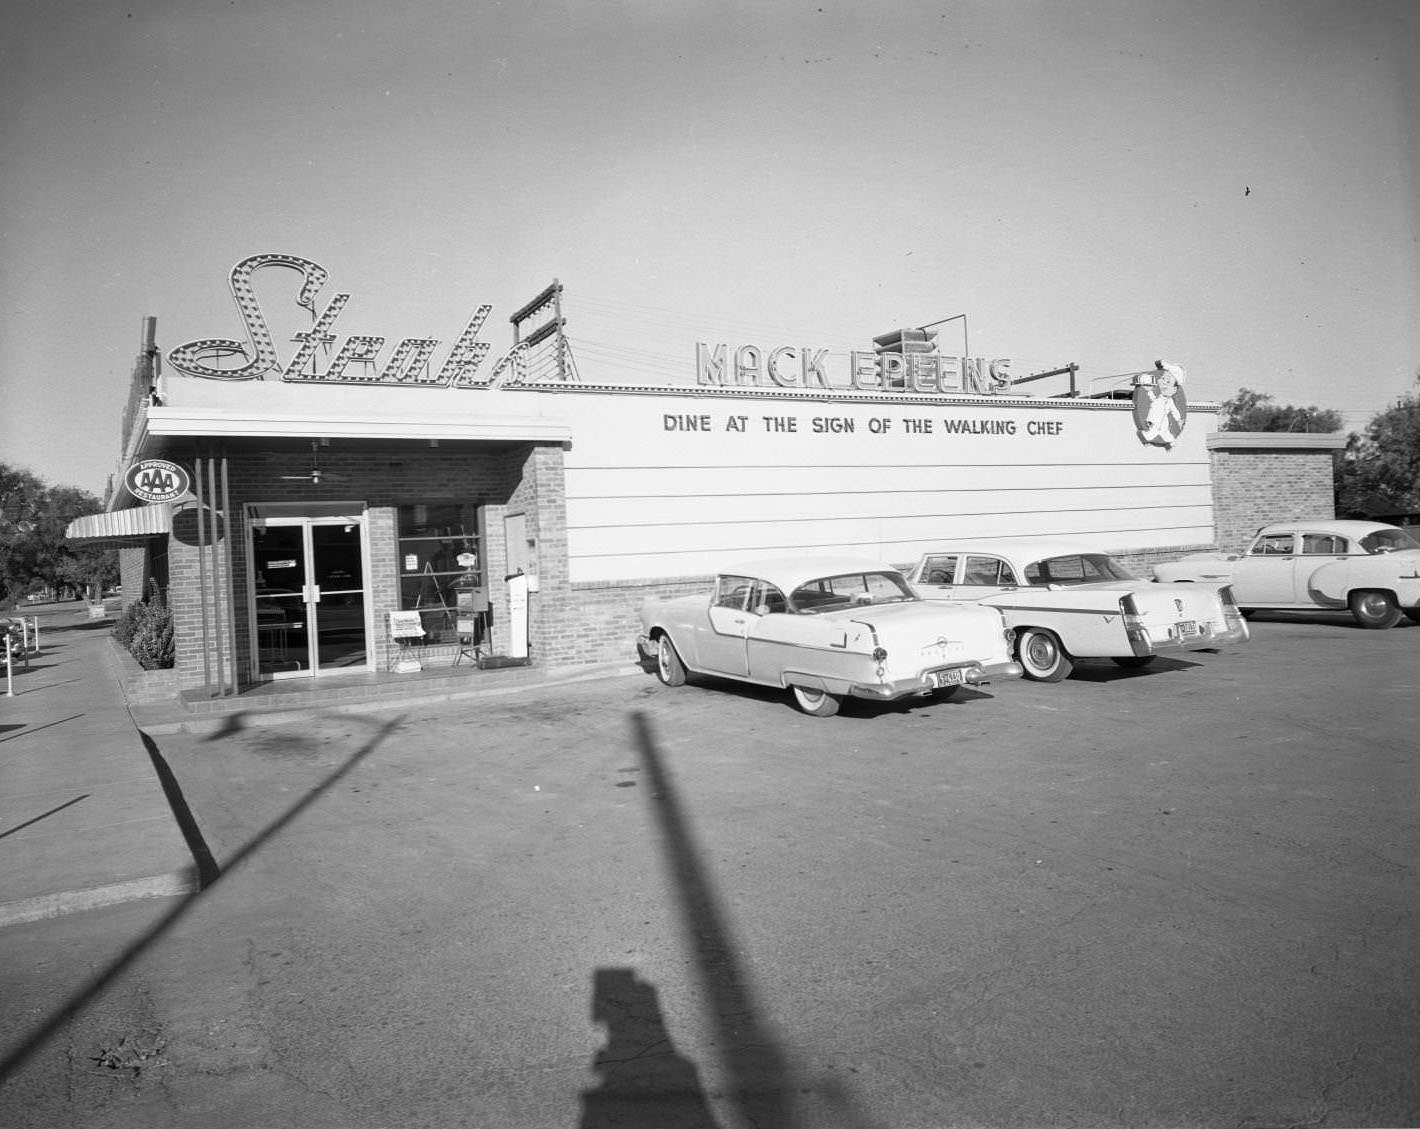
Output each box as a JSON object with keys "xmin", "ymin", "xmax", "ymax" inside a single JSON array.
[{"xmin": 579, "ymin": 967, "xmax": 721, "ymax": 1129}]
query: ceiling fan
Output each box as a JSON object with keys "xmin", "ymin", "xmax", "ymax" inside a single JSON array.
[{"xmin": 280, "ymin": 440, "xmax": 349, "ymax": 485}]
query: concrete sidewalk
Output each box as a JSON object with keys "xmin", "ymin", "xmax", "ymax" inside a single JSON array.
[
  {"xmin": 1, "ymin": 603, "xmax": 643, "ymax": 930},
  {"xmin": 0, "ymin": 609, "xmax": 196, "ymax": 929}
]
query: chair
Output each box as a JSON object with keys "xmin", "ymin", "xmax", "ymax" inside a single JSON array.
[{"xmin": 388, "ymin": 610, "xmax": 426, "ymax": 672}]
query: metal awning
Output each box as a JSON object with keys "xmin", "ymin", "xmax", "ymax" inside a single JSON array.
[{"xmin": 66, "ymin": 504, "xmax": 172, "ymax": 541}]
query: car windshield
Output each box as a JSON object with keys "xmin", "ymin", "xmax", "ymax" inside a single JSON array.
[
  {"xmin": 1025, "ymin": 553, "xmax": 1137, "ymax": 586},
  {"xmin": 789, "ymin": 570, "xmax": 917, "ymax": 613},
  {"xmin": 1359, "ymin": 528, "xmax": 1420, "ymax": 553}
]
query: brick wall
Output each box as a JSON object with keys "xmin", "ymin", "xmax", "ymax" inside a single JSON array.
[
  {"xmin": 555, "ymin": 576, "xmax": 712, "ymax": 666},
  {"xmin": 542, "ymin": 548, "xmax": 1224, "ymax": 663},
  {"xmin": 1208, "ymin": 435, "xmax": 1344, "ymax": 555}
]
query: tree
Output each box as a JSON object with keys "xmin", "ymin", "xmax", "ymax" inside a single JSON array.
[
  {"xmin": 1219, "ymin": 387, "xmax": 1343, "ymax": 433},
  {"xmin": 1, "ymin": 463, "xmax": 44, "ymax": 534},
  {"xmin": 0, "ymin": 461, "xmax": 118, "ymax": 605},
  {"xmin": 1336, "ymin": 380, "xmax": 1420, "ymax": 518}
]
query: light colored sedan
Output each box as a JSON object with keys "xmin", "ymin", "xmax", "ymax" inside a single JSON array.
[
  {"xmin": 637, "ymin": 555, "xmax": 1021, "ymax": 716},
  {"xmin": 1152, "ymin": 520, "xmax": 1420, "ymax": 629},
  {"xmin": 904, "ymin": 540, "xmax": 1249, "ymax": 681}
]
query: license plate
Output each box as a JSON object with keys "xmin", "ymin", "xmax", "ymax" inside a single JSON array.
[
  {"xmin": 929, "ymin": 668, "xmax": 965, "ymax": 689},
  {"xmin": 1172, "ymin": 619, "xmax": 1199, "ymax": 639}
]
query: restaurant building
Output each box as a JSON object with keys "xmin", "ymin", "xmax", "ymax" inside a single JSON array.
[{"xmin": 68, "ymin": 253, "xmax": 1340, "ymax": 702}]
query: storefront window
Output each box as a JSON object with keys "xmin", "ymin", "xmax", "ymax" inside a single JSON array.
[{"xmin": 397, "ymin": 503, "xmax": 483, "ymax": 644}]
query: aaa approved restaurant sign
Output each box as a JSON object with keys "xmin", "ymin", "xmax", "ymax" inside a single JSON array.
[{"xmin": 125, "ymin": 459, "xmax": 191, "ymax": 503}]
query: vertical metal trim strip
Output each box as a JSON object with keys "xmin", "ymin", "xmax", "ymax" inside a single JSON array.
[
  {"xmin": 207, "ymin": 454, "xmax": 226, "ymax": 696},
  {"xmin": 194, "ymin": 455, "xmax": 212, "ymax": 693},
  {"xmin": 220, "ymin": 453, "xmax": 238, "ymax": 694}
]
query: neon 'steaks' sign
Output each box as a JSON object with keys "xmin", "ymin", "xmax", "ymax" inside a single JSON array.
[{"xmin": 167, "ymin": 254, "xmax": 512, "ymax": 387}]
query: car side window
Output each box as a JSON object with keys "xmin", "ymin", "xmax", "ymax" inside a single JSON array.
[
  {"xmin": 1250, "ymin": 533, "xmax": 1294, "ymax": 556},
  {"xmin": 921, "ymin": 554, "xmax": 958, "ymax": 585},
  {"xmin": 750, "ymin": 581, "xmax": 788, "ymax": 616},
  {"xmin": 713, "ymin": 575, "xmax": 752, "ymax": 610},
  {"xmin": 1301, "ymin": 534, "xmax": 1345, "ymax": 555},
  {"xmin": 962, "ymin": 556, "xmax": 1017, "ymax": 586}
]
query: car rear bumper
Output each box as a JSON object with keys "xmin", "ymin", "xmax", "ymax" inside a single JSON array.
[
  {"xmin": 1126, "ymin": 615, "xmax": 1249, "ymax": 657},
  {"xmin": 848, "ymin": 658, "xmax": 1023, "ymax": 701}
]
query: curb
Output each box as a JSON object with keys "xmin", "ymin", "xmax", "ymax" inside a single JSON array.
[
  {"xmin": 132, "ymin": 662, "xmax": 648, "ymax": 736},
  {"xmin": 0, "ymin": 870, "xmax": 199, "ymax": 930}
]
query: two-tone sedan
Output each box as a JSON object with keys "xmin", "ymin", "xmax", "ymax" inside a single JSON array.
[
  {"xmin": 903, "ymin": 540, "xmax": 1249, "ymax": 681},
  {"xmin": 1152, "ymin": 520, "xmax": 1420, "ymax": 629},
  {"xmin": 637, "ymin": 555, "xmax": 1022, "ymax": 716}
]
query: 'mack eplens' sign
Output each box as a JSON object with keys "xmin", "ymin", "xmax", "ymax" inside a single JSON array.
[
  {"xmin": 167, "ymin": 253, "xmax": 507, "ymax": 387},
  {"xmin": 696, "ymin": 343, "xmax": 1013, "ymax": 395}
]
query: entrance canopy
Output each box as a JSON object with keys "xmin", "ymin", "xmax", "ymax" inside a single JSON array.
[{"xmin": 66, "ymin": 503, "xmax": 172, "ymax": 542}]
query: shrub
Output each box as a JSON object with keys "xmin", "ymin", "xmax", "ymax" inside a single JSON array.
[
  {"xmin": 113, "ymin": 601, "xmax": 145, "ymax": 647},
  {"xmin": 117, "ymin": 595, "xmax": 175, "ymax": 670}
]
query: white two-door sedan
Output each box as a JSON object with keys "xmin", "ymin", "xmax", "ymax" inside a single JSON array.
[
  {"xmin": 637, "ymin": 555, "xmax": 1022, "ymax": 716},
  {"xmin": 1152, "ymin": 520, "xmax": 1420, "ymax": 629},
  {"xmin": 903, "ymin": 540, "xmax": 1249, "ymax": 681}
]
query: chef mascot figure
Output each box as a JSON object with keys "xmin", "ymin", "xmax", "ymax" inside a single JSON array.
[{"xmin": 1133, "ymin": 360, "xmax": 1188, "ymax": 450}]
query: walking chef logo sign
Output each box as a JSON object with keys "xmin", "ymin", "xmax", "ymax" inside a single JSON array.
[
  {"xmin": 125, "ymin": 459, "xmax": 191, "ymax": 503},
  {"xmin": 1132, "ymin": 360, "xmax": 1188, "ymax": 450}
]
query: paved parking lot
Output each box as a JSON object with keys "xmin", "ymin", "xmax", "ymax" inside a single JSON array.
[{"xmin": 2, "ymin": 614, "xmax": 1417, "ymax": 1128}]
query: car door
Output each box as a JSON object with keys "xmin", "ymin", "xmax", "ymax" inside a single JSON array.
[
  {"xmin": 698, "ymin": 574, "xmax": 753, "ymax": 676},
  {"xmin": 744, "ymin": 579, "xmax": 792, "ymax": 681},
  {"xmin": 1233, "ymin": 531, "xmax": 1299, "ymax": 604},
  {"xmin": 1295, "ymin": 533, "xmax": 1351, "ymax": 604}
]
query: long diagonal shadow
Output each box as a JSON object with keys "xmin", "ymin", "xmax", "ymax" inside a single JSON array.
[
  {"xmin": 0, "ymin": 714, "xmax": 404, "ymax": 1083},
  {"xmin": 631, "ymin": 711, "xmax": 885, "ymax": 1129},
  {"xmin": 0, "ymin": 714, "xmax": 85, "ymax": 744},
  {"xmin": 631, "ymin": 710, "xmax": 803, "ymax": 1128},
  {"xmin": 0, "ymin": 794, "xmax": 89, "ymax": 841}
]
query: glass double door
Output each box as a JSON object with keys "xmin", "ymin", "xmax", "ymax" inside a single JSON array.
[{"xmin": 251, "ymin": 513, "xmax": 368, "ymax": 679}]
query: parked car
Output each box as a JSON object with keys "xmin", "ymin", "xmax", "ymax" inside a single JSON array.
[
  {"xmin": 902, "ymin": 540, "xmax": 1249, "ymax": 681},
  {"xmin": 636, "ymin": 555, "xmax": 1022, "ymax": 716},
  {"xmin": 1151, "ymin": 520, "xmax": 1420, "ymax": 629}
]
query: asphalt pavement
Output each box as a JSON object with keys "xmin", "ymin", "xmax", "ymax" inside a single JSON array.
[{"xmin": 1, "ymin": 603, "xmax": 1416, "ymax": 1128}]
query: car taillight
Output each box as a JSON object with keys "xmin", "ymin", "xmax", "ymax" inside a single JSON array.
[{"xmin": 1120, "ymin": 594, "xmax": 1148, "ymax": 645}]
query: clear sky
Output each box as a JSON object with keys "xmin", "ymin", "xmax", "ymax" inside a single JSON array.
[{"xmin": 2, "ymin": 0, "xmax": 1417, "ymax": 499}]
